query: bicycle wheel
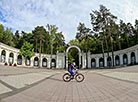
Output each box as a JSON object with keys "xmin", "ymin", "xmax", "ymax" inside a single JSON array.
[
  {"xmin": 75, "ymin": 73, "xmax": 84, "ymax": 82},
  {"xmin": 63, "ymin": 73, "xmax": 71, "ymax": 82}
]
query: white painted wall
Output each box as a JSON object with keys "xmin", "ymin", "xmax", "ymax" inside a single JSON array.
[{"xmin": 1, "ymin": 42, "xmax": 138, "ymax": 68}]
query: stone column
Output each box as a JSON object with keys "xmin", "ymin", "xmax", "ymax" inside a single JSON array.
[
  {"xmin": 135, "ymin": 49, "xmax": 138, "ymax": 63},
  {"xmin": 56, "ymin": 52, "xmax": 59, "ymax": 68},
  {"xmin": 82, "ymin": 54, "xmax": 85, "ymax": 68},
  {"xmin": 55, "ymin": 56, "xmax": 58, "ymax": 69},
  {"xmin": 66, "ymin": 53, "xmax": 68, "ymax": 69},
  {"xmin": 63, "ymin": 53, "xmax": 65, "ymax": 68},
  {"xmin": 48, "ymin": 58, "xmax": 51, "ymax": 68},
  {"xmin": 114, "ymin": 56, "xmax": 116, "ymax": 66},
  {"xmin": 96, "ymin": 57, "xmax": 99, "ymax": 67},
  {"xmin": 5, "ymin": 51, "xmax": 9, "ymax": 63},
  {"xmin": 30, "ymin": 57, "xmax": 34, "ymax": 67},
  {"xmin": 40, "ymin": 58, "xmax": 43, "ymax": 68},
  {"xmin": 127, "ymin": 52, "xmax": 131, "ymax": 65},
  {"xmin": 41, "ymin": 57, "xmax": 44, "ymax": 68},
  {"xmin": 14, "ymin": 53, "xmax": 18, "ymax": 64},
  {"xmin": 56, "ymin": 57, "xmax": 59, "ymax": 68},
  {"xmin": 79, "ymin": 53, "xmax": 81, "ymax": 68},
  {"xmin": 120, "ymin": 54, "xmax": 123, "ymax": 66},
  {"xmin": 111, "ymin": 56, "xmax": 114, "ymax": 66},
  {"xmin": 84, "ymin": 53, "xmax": 86, "ymax": 68},
  {"xmin": 22, "ymin": 57, "xmax": 26, "ymax": 66},
  {"xmin": 88, "ymin": 51, "xmax": 91, "ymax": 68},
  {"xmin": 40, "ymin": 56, "xmax": 42, "ymax": 68},
  {"xmin": 0, "ymin": 48, "xmax": 2, "ymax": 62},
  {"xmin": 104, "ymin": 56, "xmax": 107, "ymax": 67}
]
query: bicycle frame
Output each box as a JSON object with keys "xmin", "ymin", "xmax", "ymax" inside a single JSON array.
[{"xmin": 63, "ymin": 70, "xmax": 84, "ymax": 82}]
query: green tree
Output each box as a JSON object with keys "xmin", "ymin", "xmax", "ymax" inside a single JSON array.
[
  {"xmin": 68, "ymin": 48, "xmax": 79, "ymax": 66},
  {"xmin": 76, "ymin": 23, "xmax": 91, "ymax": 52},
  {"xmin": 32, "ymin": 26, "xmax": 46, "ymax": 68},
  {"xmin": 13, "ymin": 30, "xmax": 20, "ymax": 48},
  {"xmin": 43, "ymin": 30, "xmax": 49, "ymax": 54},
  {"xmin": 0, "ymin": 24, "xmax": 4, "ymax": 42},
  {"xmin": 90, "ymin": 5, "xmax": 117, "ymax": 51},
  {"xmin": 133, "ymin": 19, "xmax": 138, "ymax": 44},
  {"xmin": 18, "ymin": 31, "xmax": 34, "ymax": 49},
  {"xmin": 54, "ymin": 32, "xmax": 65, "ymax": 52},
  {"xmin": 46, "ymin": 24, "xmax": 58, "ymax": 54},
  {"xmin": 119, "ymin": 20, "xmax": 130, "ymax": 49},
  {"xmin": 20, "ymin": 42, "xmax": 35, "ymax": 60},
  {"xmin": 87, "ymin": 36, "xmax": 96, "ymax": 53},
  {"xmin": 93, "ymin": 34, "xmax": 102, "ymax": 54},
  {"xmin": 76, "ymin": 22, "xmax": 91, "ymax": 68},
  {"xmin": 32, "ymin": 30, "xmax": 39, "ymax": 53},
  {"xmin": 3, "ymin": 28, "xmax": 15, "ymax": 46},
  {"xmin": 69, "ymin": 39, "xmax": 80, "ymax": 46},
  {"xmin": 90, "ymin": 5, "xmax": 117, "ymax": 67},
  {"xmin": 68, "ymin": 52, "xmax": 75, "ymax": 65}
]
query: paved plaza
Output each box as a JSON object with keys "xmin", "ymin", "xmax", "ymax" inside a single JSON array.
[{"xmin": 0, "ymin": 65, "xmax": 138, "ymax": 102}]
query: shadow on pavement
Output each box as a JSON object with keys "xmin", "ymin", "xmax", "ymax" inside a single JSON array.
[{"xmin": 48, "ymin": 77, "xmax": 63, "ymax": 82}]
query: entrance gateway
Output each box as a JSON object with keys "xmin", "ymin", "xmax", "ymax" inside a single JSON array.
[{"xmin": 65, "ymin": 46, "xmax": 82, "ymax": 69}]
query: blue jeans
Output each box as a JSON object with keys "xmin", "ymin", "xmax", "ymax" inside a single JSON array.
[{"xmin": 68, "ymin": 70, "xmax": 74, "ymax": 76}]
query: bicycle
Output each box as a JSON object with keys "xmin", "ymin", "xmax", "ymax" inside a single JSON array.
[{"xmin": 63, "ymin": 70, "xmax": 84, "ymax": 82}]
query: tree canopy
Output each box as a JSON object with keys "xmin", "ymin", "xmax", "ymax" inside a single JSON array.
[
  {"xmin": 19, "ymin": 42, "xmax": 35, "ymax": 60},
  {"xmin": 0, "ymin": 5, "xmax": 138, "ymax": 57}
]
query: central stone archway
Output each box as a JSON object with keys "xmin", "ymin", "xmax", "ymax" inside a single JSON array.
[{"xmin": 65, "ymin": 46, "xmax": 81, "ymax": 69}]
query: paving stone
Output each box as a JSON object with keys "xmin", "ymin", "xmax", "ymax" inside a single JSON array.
[
  {"xmin": 1, "ymin": 65, "xmax": 138, "ymax": 102},
  {"xmin": 0, "ymin": 83, "xmax": 12, "ymax": 94}
]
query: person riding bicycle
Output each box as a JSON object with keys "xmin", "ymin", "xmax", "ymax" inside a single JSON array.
[{"xmin": 68, "ymin": 62, "xmax": 77, "ymax": 79}]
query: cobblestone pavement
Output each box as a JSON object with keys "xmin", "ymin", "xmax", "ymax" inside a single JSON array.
[{"xmin": 0, "ymin": 65, "xmax": 138, "ymax": 102}]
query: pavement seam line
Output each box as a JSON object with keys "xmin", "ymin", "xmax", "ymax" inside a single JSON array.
[
  {"xmin": 95, "ymin": 73, "xmax": 138, "ymax": 84},
  {"xmin": 0, "ymin": 74, "xmax": 56, "ymax": 99},
  {"xmin": 0, "ymin": 79, "xmax": 17, "ymax": 91}
]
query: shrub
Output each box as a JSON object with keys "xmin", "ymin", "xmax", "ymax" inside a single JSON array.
[
  {"xmin": 14, "ymin": 63, "xmax": 17, "ymax": 66},
  {"xmin": 9, "ymin": 63, "xmax": 12, "ymax": 66},
  {"xmin": 4, "ymin": 62, "xmax": 8, "ymax": 66}
]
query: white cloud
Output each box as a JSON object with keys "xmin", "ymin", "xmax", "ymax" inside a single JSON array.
[{"xmin": 0, "ymin": 0, "xmax": 138, "ymax": 43}]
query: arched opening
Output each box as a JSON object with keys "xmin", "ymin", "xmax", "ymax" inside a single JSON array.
[
  {"xmin": 9, "ymin": 53, "xmax": 14, "ymax": 64},
  {"xmin": 17, "ymin": 55, "xmax": 22, "ymax": 65},
  {"xmin": 123, "ymin": 54, "xmax": 128, "ymax": 65},
  {"xmin": 25, "ymin": 57, "xmax": 30, "ymax": 66},
  {"xmin": 51, "ymin": 59, "xmax": 56, "ymax": 68},
  {"xmin": 68, "ymin": 48, "xmax": 79, "ymax": 68},
  {"xmin": 42, "ymin": 58, "xmax": 47, "ymax": 67},
  {"xmin": 115, "ymin": 55, "xmax": 120, "ymax": 66},
  {"xmin": 91, "ymin": 58, "xmax": 96, "ymax": 68},
  {"xmin": 131, "ymin": 52, "xmax": 136, "ymax": 65},
  {"xmin": 107, "ymin": 57, "xmax": 112, "ymax": 67},
  {"xmin": 66, "ymin": 46, "xmax": 81, "ymax": 69},
  {"xmin": 34, "ymin": 57, "xmax": 39, "ymax": 67},
  {"xmin": 1, "ymin": 50, "xmax": 6, "ymax": 63},
  {"xmin": 99, "ymin": 58, "xmax": 104, "ymax": 67}
]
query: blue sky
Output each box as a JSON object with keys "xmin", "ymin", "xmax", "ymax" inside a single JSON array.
[{"xmin": 0, "ymin": 0, "xmax": 138, "ymax": 43}]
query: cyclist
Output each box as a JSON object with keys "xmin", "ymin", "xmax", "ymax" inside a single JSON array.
[{"xmin": 68, "ymin": 62, "xmax": 77, "ymax": 79}]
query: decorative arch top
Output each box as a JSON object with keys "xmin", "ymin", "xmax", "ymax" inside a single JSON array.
[{"xmin": 66, "ymin": 45, "xmax": 81, "ymax": 53}]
